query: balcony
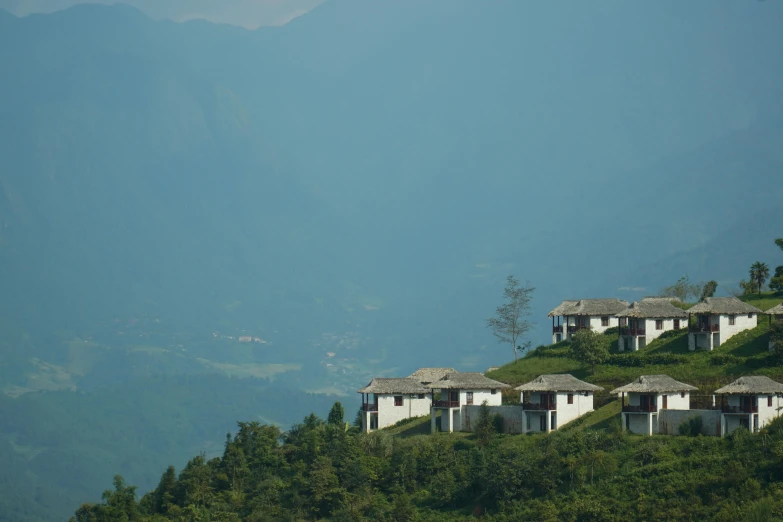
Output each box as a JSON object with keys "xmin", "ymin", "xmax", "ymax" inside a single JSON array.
[
  {"xmin": 722, "ymin": 405, "xmax": 758, "ymax": 414},
  {"xmin": 361, "ymin": 403, "xmax": 378, "ymax": 412},
  {"xmin": 567, "ymin": 325, "xmax": 590, "ymax": 334},
  {"xmin": 622, "ymin": 404, "xmax": 657, "ymax": 413},
  {"xmin": 522, "ymin": 401, "xmax": 557, "ymax": 411},
  {"xmin": 689, "ymin": 324, "xmax": 719, "ymax": 333},
  {"xmin": 620, "ymin": 327, "xmax": 646, "ymax": 336},
  {"xmin": 552, "ymin": 325, "xmax": 563, "ymax": 334},
  {"xmin": 433, "ymin": 400, "xmax": 460, "ymax": 408}
]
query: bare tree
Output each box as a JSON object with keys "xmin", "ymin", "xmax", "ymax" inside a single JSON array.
[{"xmin": 486, "ymin": 275, "xmax": 535, "ymax": 362}]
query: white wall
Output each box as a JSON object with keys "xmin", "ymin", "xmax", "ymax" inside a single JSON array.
[
  {"xmin": 554, "ymin": 391, "xmax": 594, "ymax": 426},
  {"xmin": 718, "ymin": 313, "xmax": 758, "ymax": 345},
  {"xmin": 374, "ymin": 393, "xmax": 431, "ymax": 430},
  {"xmin": 459, "ymin": 389, "xmax": 502, "ymax": 407}
]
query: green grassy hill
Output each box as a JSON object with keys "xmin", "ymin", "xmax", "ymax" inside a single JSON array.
[{"xmin": 486, "ymin": 292, "xmax": 783, "ymax": 405}]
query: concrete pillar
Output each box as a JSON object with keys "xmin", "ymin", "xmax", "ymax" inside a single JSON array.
[
  {"xmin": 444, "ymin": 409, "xmax": 453, "ymax": 433},
  {"xmin": 618, "ymin": 337, "xmax": 624, "ymax": 352},
  {"xmin": 431, "ymin": 408, "xmax": 437, "ymax": 433},
  {"xmin": 546, "ymin": 410, "xmax": 552, "ymax": 433},
  {"xmin": 688, "ymin": 334, "xmax": 695, "ymax": 351},
  {"xmin": 364, "ymin": 411, "xmax": 370, "ymax": 433},
  {"xmin": 621, "ymin": 413, "xmax": 626, "ymax": 432},
  {"xmin": 749, "ymin": 413, "xmax": 754, "ymax": 433},
  {"xmin": 648, "ymin": 413, "xmax": 653, "ymax": 436},
  {"xmin": 720, "ymin": 415, "xmax": 726, "ymax": 437},
  {"xmin": 522, "ymin": 411, "xmax": 528, "ymax": 434}
]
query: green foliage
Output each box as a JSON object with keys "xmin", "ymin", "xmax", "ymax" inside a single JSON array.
[
  {"xmin": 476, "ymin": 401, "xmax": 496, "ymax": 447},
  {"xmin": 701, "ymin": 280, "xmax": 719, "ymax": 300},
  {"xmin": 328, "ymin": 402, "xmax": 345, "ymax": 426},
  {"xmin": 570, "ymin": 329, "xmax": 609, "ymax": 373},
  {"xmin": 741, "ymin": 279, "xmax": 760, "ymax": 295},
  {"xmin": 750, "ymin": 262, "xmax": 771, "ymax": 296}
]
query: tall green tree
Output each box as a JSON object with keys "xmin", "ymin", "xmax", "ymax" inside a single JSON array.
[
  {"xmin": 700, "ymin": 280, "xmax": 718, "ymax": 300},
  {"xmin": 327, "ymin": 402, "xmax": 345, "ymax": 426},
  {"xmin": 486, "ymin": 275, "xmax": 535, "ymax": 361},
  {"xmin": 570, "ymin": 329, "xmax": 609, "ymax": 373},
  {"xmin": 749, "ymin": 261, "xmax": 770, "ymax": 296}
]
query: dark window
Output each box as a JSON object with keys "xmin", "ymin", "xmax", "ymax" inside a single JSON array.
[
  {"xmin": 729, "ymin": 315, "xmax": 736, "ymax": 326},
  {"xmin": 491, "ymin": 389, "xmax": 497, "ymax": 395},
  {"xmin": 567, "ymin": 393, "xmax": 574, "ymax": 405},
  {"xmin": 681, "ymin": 392, "xmax": 685, "ymax": 398},
  {"xmin": 466, "ymin": 392, "xmax": 474, "ymax": 405},
  {"xmin": 656, "ymin": 320, "xmax": 663, "ymax": 330},
  {"xmin": 674, "ymin": 319, "xmax": 680, "ymax": 329},
  {"xmin": 394, "ymin": 396, "xmax": 403, "ymax": 406},
  {"xmin": 749, "ymin": 313, "xmax": 754, "ymax": 319},
  {"xmin": 418, "ymin": 394, "xmax": 425, "ymax": 399},
  {"xmin": 769, "ymin": 396, "xmax": 773, "ymax": 407},
  {"xmin": 601, "ymin": 316, "xmax": 609, "ymax": 327},
  {"xmin": 663, "ymin": 395, "xmax": 668, "ymax": 409}
]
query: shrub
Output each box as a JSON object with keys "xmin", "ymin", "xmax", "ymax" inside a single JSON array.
[
  {"xmin": 678, "ymin": 416, "xmax": 703, "ymax": 437},
  {"xmin": 492, "ymin": 413, "xmax": 505, "ymax": 434}
]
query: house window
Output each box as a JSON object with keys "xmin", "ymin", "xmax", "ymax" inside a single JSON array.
[
  {"xmin": 418, "ymin": 394, "xmax": 425, "ymax": 399},
  {"xmin": 674, "ymin": 319, "xmax": 680, "ymax": 330},
  {"xmin": 729, "ymin": 315, "xmax": 736, "ymax": 326},
  {"xmin": 394, "ymin": 396, "xmax": 403, "ymax": 406},
  {"xmin": 749, "ymin": 313, "xmax": 754, "ymax": 319},
  {"xmin": 601, "ymin": 317, "xmax": 609, "ymax": 327},
  {"xmin": 619, "ymin": 317, "xmax": 627, "ymax": 327},
  {"xmin": 466, "ymin": 392, "xmax": 474, "ymax": 405},
  {"xmin": 656, "ymin": 320, "xmax": 663, "ymax": 330},
  {"xmin": 769, "ymin": 396, "xmax": 773, "ymax": 407},
  {"xmin": 567, "ymin": 393, "xmax": 574, "ymax": 405},
  {"xmin": 491, "ymin": 389, "xmax": 497, "ymax": 395},
  {"xmin": 680, "ymin": 392, "xmax": 685, "ymax": 398}
]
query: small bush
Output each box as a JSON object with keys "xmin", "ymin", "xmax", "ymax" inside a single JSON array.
[{"xmin": 492, "ymin": 413, "xmax": 504, "ymax": 434}]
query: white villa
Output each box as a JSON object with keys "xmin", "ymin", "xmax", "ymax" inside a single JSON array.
[
  {"xmin": 616, "ymin": 297, "xmax": 688, "ymax": 352},
  {"xmin": 687, "ymin": 297, "xmax": 762, "ymax": 351},
  {"xmin": 714, "ymin": 376, "xmax": 783, "ymax": 436},
  {"xmin": 515, "ymin": 374, "xmax": 603, "ymax": 433},
  {"xmin": 767, "ymin": 304, "xmax": 783, "ymax": 352},
  {"xmin": 548, "ymin": 298, "xmax": 629, "ymax": 343},
  {"xmin": 611, "ymin": 375, "xmax": 697, "ymax": 436},
  {"xmin": 357, "ymin": 378, "xmax": 431, "ymax": 433},
  {"xmin": 427, "ymin": 372, "xmax": 510, "ymax": 433}
]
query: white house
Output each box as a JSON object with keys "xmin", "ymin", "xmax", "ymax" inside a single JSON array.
[
  {"xmin": 515, "ymin": 374, "xmax": 604, "ymax": 433},
  {"xmin": 766, "ymin": 304, "xmax": 783, "ymax": 352},
  {"xmin": 357, "ymin": 378, "xmax": 431, "ymax": 433},
  {"xmin": 548, "ymin": 298, "xmax": 629, "ymax": 343},
  {"xmin": 427, "ymin": 372, "xmax": 510, "ymax": 433},
  {"xmin": 616, "ymin": 298, "xmax": 688, "ymax": 352},
  {"xmin": 714, "ymin": 376, "xmax": 783, "ymax": 436},
  {"xmin": 611, "ymin": 375, "xmax": 697, "ymax": 436},
  {"xmin": 687, "ymin": 297, "xmax": 762, "ymax": 351}
]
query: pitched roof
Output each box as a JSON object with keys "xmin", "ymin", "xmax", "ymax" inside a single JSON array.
[
  {"xmin": 687, "ymin": 297, "xmax": 762, "ymax": 315},
  {"xmin": 766, "ymin": 303, "xmax": 783, "ymax": 315},
  {"xmin": 515, "ymin": 374, "xmax": 604, "ymax": 392},
  {"xmin": 548, "ymin": 298, "xmax": 629, "ymax": 317},
  {"xmin": 408, "ymin": 367, "xmax": 456, "ymax": 383},
  {"xmin": 357, "ymin": 378, "xmax": 429, "ymax": 394},
  {"xmin": 426, "ymin": 372, "xmax": 510, "ymax": 390},
  {"xmin": 714, "ymin": 376, "xmax": 783, "ymax": 395},
  {"xmin": 610, "ymin": 375, "xmax": 698, "ymax": 394},
  {"xmin": 615, "ymin": 300, "xmax": 688, "ymax": 319}
]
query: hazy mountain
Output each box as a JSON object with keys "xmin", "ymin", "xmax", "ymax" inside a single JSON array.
[
  {"xmin": 0, "ymin": 0, "xmax": 324, "ymax": 27},
  {"xmin": 1, "ymin": 1, "xmax": 782, "ymax": 518}
]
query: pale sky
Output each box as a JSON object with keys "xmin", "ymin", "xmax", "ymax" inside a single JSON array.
[{"xmin": 0, "ymin": 0, "xmax": 325, "ymax": 27}]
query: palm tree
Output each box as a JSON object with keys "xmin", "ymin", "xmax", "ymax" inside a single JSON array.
[{"xmin": 749, "ymin": 261, "xmax": 770, "ymax": 296}]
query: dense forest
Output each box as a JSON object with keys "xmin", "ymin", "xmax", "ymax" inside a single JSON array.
[{"xmin": 70, "ymin": 403, "xmax": 783, "ymax": 522}]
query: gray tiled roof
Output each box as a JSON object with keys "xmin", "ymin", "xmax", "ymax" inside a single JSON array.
[
  {"xmin": 357, "ymin": 378, "xmax": 430, "ymax": 394},
  {"xmin": 766, "ymin": 303, "xmax": 783, "ymax": 315},
  {"xmin": 714, "ymin": 376, "xmax": 783, "ymax": 395},
  {"xmin": 549, "ymin": 298, "xmax": 630, "ymax": 317},
  {"xmin": 687, "ymin": 297, "xmax": 762, "ymax": 315},
  {"xmin": 408, "ymin": 367, "xmax": 457, "ymax": 383},
  {"xmin": 610, "ymin": 375, "xmax": 698, "ymax": 394},
  {"xmin": 515, "ymin": 374, "xmax": 603, "ymax": 392},
  {"xmin": 616, "ymin": 300, "xmax": 688, "ymax": 319},
  {"xmin": 426, "ymin": 372, "xmax": 510, "ymax": 390}
]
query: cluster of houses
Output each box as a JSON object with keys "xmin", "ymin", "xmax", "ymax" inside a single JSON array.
[
  {"xmin": 358, "ymin": 296, "xmax": 783, "ymax": 437},
  {"xmin": 548, "ymin": 296, "xmax": 776, "ymax": 352}
]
